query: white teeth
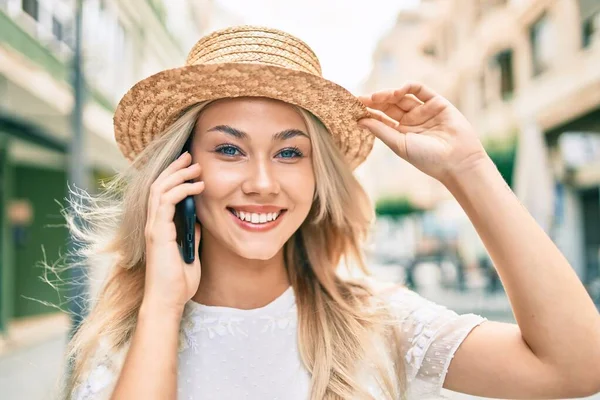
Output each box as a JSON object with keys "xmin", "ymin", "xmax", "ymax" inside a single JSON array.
[{"xmin": 232, "ymin": 209, "xmax": 282, "ymax": 224}]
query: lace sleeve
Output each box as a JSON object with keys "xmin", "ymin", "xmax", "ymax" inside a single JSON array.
[{"xmin": 387, "ymin": 287, "xmax": 487, "ymax": 399}]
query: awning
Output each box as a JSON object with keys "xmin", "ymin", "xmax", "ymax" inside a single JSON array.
[{"xmin": 0, "ymin": 109, "xmax": 67, "ymax": 153}]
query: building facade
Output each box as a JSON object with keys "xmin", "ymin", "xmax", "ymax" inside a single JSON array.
[
  {"xmin": 361, "ymin": 0, "xmax": 600, "ymax": 285},
  {"xmin": 0, "ymin": 0, "xmax": 237, "ymax": 336}
]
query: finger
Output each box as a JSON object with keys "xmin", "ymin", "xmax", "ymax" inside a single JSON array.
[
  {"xmin": 372, "ymin": 82, "xmax": 437, "ymax": 104},
  {"xmin": 147, "ymin": 152, "xmax": 191, "ymax": 214},
  {"xmin": 367, "ymin": 95, "xmax": 423, "ymax": 122},
  {"xmin": 153, "ymin": 181, "xmax": 205, "ymax": 230},
  {"xmin": 358, "ymin": 118, "xmax": 408, "ymax": 160},
  {"xmin": 401, "ymin": 81, "xmax": 438, "ymax": 103},
  {"xmin": 155, "ymin": 163, "xmax": 202, "ymax": 196},
  {"xmin": 157, "ymin": 151, "xmax": 193, "ymax": 182},
  {"xmin": 147, "ymin": 157, "xmax": 198, "ymax": 225},
  {"xmin": 357, "ymin": 95, "xmax": 375, "ymax": 108},
  {"xmin": 366, "ymin": 107, "xmax": 399, "ymax": 130},
  {"xmin": 366, "ymin": 107, "xmax": 421, "ymax": 135},
  {"xmin": 370, "ymin": 87, "xmax": 405, "ymax": 104},
  {"xmin": 403, "ymin": 96, "xmax": 450, "ymax": 126},
  {"xmin": 400, "ymin": 94, "xmax": 423, "ymax": 111}
]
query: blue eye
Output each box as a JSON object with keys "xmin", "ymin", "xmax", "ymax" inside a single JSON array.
[
  {"xmin": 277, "ymin": 147, "xmax": 303, "ymax": 159},
  {"xmin": 216, "ymin": 145, "xmax": 242, "ymax": 156}
]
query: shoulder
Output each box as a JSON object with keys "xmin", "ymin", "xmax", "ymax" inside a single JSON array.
[{"xmin": 358, "ymin": 277, "xmax": 437, "ymax": 311}]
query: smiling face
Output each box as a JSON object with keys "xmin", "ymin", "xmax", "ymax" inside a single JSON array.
[{"xmin": 191, "ymin": 97, "xmax": 316, "ymax": 261}]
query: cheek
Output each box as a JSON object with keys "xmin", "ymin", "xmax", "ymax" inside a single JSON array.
[
  {"xmin": 200, "ymin": 161, "xmax": 245, "ymax": 188},
  {"xmin": 279, "ymin": 168, "xmax": 315, "ymax": 208},
  {"xmin": 195, "ymin": 163, "xmax": 242, "ymax": 206}
]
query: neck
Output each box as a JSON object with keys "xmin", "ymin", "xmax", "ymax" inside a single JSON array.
[{"xmin": 191, "ymin": 230, "xmax": 290, "ymax": 310}]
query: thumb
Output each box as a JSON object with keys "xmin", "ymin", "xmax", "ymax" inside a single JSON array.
[{"xmin": 358, "ymin": 118, "xmax": 408, "ymax": 160}]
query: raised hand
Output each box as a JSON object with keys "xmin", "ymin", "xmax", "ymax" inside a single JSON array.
[
  {"xmin": 143, "ymin": 151, "xmax": 204, "ymax": 315},
  {"xmin": 358, "ymin": 82, "xmax": 488, "ymax": 184}
]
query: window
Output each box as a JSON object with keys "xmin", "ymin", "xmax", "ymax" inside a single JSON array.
[
  {"xmin": 495, "ymin": 49, "xmax": 514, "ymax": 100},
  {"xmin": 82, "ymin": 0, "xmax": 133, "ymax": 101},
  {"xmin": 22, "ymin": 0, "xmax": 39, "ymax": 20},
  {"xmin": 379, "ymin": 52, "xmax": 396, "ymax": 76},
  {"xmin": 529, "ymin": 13, "xmax": 553, "ymax": 76},
  {"xmin": 52, "ymin": 17, "xmax": 63, "ymax": 42},
  {"xmin": 582, "ymin": 12, "xmax": 600, "ymax": 48},
  {"xmin": 423, "ymin": 44, "xmax": 436, "ymax": 57},
  {"xmin": 61, "ymin": 18, "xmax": 74, "ymax": 48},
  {"xmin": 579, "ymin": 0, "xmax": 600, "ymax": 47}
]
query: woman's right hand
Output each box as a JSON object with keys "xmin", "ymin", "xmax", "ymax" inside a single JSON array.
[{"xmin": 142, "ymin": 151, "xmax": 204, "ymax": 316}]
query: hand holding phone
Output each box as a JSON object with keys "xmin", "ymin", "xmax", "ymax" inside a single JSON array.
[{"xmin": 143, "ymin": 145, "xmax": 204, "ymax": 312}]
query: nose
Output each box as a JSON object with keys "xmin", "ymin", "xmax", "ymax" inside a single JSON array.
[{"xmin": 241, "ymin": 156, "xmax": 281, "ymax": 196}]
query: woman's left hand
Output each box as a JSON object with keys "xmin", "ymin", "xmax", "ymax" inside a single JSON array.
[{"xmin": 358, "ymin": 82, "xmax": 489, "ymax": 184}]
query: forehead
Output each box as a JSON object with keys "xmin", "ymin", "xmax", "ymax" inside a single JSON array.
[{"xmin": 195, "ymin": 97, "xmax": 307, "ymax": 135}]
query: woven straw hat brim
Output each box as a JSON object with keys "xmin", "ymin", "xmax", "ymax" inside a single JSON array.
[{"xmin": 113, "ymin": 62, "xmax": 374, "ymax": 169}]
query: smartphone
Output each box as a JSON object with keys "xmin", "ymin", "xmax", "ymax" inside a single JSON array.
[{"xmin": 177, "ymin": 136, "xmax": 196, "ymax": 264}]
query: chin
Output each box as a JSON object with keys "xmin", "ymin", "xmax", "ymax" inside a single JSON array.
[
  {"xmin": 234, "ymin": 243, "xmax": 283, "ymax": 261},
  {"xmin": 229, "ymin": 234, "xmax": 287, "ymax": 260}
]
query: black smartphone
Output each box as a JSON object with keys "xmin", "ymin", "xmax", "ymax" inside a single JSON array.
[{"xmin": 177, "ymin": 136, "xmax": 196, "ymax": 264}]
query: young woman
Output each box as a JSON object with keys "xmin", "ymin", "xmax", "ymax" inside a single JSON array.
[{"xmin": 62, "ymin": 26, "xmax": 600, "ymax": 400}]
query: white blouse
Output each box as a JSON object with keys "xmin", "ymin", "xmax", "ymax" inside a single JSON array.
[{"xmin": 72, "ymin": 285, "xmax": 486, "ymax": 400}]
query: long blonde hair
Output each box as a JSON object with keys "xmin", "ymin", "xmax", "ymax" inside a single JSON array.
[{"xmin": 55, "ymin": 100, "xmax": 406, "ymax": 399}]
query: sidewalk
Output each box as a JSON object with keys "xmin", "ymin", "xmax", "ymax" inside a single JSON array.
[
  {"xmin": 1, "ymin": 331, "xmax": 598, "ymax": 400},
  {"xmin": 0, "ymin": 313, "xmax": 69, "ymax": 400},
  {"xmin": 0, "ymin": 290, "xmax": 597, "ymax": 400},
  {"xmin": 444, "ymin": 390, "xmax": 600, "ymax": 400},
  {"xmin": 0, "ymin": 331, "xmax": 67, "ymax": 400},
  {"xmin": 370, "ymin": 263, "xmax": 515, "ymax": 321}
]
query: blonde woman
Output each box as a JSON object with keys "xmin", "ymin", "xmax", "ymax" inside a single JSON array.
[{"xmin": 61, "ymin": 26, "xmax": 600, "ymax": 400}]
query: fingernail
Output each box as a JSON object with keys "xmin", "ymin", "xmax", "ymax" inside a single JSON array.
[{"xmin": 179, "ymin": 151, "xmax": 189, "ymax": 159}]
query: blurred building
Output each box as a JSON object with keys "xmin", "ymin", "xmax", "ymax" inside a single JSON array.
[
  {"xmin": 361, "ymin": 0, "xmax": 600, "ymax": 283},
  {"xmin": 0, "ymin": 0, "xmax": 240, "ymax": 339}
]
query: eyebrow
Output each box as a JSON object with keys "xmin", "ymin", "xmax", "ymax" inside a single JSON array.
[{"xmin": 207, "ymin": 125, "xmax": 309, "ymax": 141}]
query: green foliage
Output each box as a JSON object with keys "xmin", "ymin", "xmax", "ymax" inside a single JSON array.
[
  {"xmin": 375, "ymin": 196, "xmax": 425, "ymax": 220},
  {"xmin": 483, "ymin": 134, "xmax": 517, "ymax": 188}
]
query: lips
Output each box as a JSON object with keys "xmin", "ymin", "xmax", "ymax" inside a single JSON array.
[
  {"xmin": 228, "ymin": 208, "xmax": 282, "ymax": 224},
  {"xmin": 227, "ymin": 207, "xmax": 287, "ymax": 232}
]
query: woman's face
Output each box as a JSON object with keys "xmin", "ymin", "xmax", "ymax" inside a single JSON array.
[{"xmin": 191, "ymin": 97, "xmax": 316, "ymax": 260}]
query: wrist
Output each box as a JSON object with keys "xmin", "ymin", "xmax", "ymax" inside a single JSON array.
[
  {"xmin": 441, "ymin": 153, "xmax": 498, "ymax": 192},
  {"xmin": 140, "ymin": 297, "xmax": 184, "ymax": 323}
]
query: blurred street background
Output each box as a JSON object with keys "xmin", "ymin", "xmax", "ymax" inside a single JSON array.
[{"xmin": 0, "ymin": 0, "xmax": 599, "ymax": 399}]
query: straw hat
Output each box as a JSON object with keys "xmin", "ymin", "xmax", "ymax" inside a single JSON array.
[{"xmin": 113, "ymin": 25, "xmax": 374, "ymax": 169}]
